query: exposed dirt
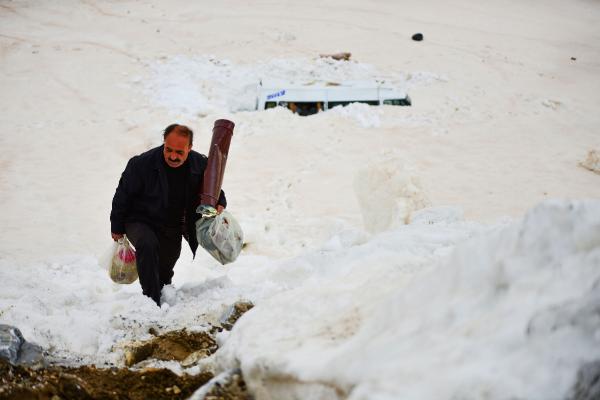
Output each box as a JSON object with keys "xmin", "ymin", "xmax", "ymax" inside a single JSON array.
[
  {"xmin": 124, "ymin": 329, "xmax": 217, "ymax": 367},
  {"xmin": 0, "ymin": 358, "xmax": 212, "ymax": 400}
]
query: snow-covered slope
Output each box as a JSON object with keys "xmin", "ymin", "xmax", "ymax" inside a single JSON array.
[{"xmin": 1, "ymin": 1, "xmax": 599, "ymax": 399}]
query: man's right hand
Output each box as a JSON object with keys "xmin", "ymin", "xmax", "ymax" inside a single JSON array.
[{"xmin": 111, "ymin": 232, "xmax": 124, "ymax": 241}]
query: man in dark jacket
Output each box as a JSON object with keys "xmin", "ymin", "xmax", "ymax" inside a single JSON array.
[{"xmin": 110, "ymin": 124, "xmax": 226, "ymax": 306}]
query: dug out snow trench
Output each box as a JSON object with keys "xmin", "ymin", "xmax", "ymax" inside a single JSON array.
[
  {"xmin": 0, "ymin": 302, "xmax": 254, "ymax": 400},
  {"xmin": 122, "ymin": 329, "xmax": 218, "ymax": 368}
]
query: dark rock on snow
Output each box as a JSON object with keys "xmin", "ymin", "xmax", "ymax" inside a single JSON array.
[
  {"xmin": 412, "ymin": 33, "xmax": 424, "ymax": 41},
  {"xmin": 0, "ymin": 324, "xmax": 44, "ymax": 366}
]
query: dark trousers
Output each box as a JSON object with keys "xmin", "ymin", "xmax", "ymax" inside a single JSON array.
[{"xmin": 125, "ymin": 222, "xmax": 182, "ymax": 306}]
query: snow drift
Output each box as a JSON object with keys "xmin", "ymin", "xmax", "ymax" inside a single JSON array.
[{"xmin": 217, "ymin": 200, "xmax": 600, "ymax": 400}]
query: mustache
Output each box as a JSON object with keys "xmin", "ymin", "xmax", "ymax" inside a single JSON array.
[{"xmin": 168, "ymin": 158, "xmax": 181, "ymax": 163}]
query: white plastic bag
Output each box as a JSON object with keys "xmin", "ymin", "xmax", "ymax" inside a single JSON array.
[
  {"xmin": 196, "ymin": 208, "xmax": 243, "ymax": 265},
  {"xmin": 109, "ymin": 236, "xmax": 138, "ymax": 284}
]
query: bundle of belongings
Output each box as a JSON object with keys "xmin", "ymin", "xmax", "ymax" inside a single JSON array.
[{"xmin": 195, "ymin": 119, "xmax": 243, "ymax": 265}]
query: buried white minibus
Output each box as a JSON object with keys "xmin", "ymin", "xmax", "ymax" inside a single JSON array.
[{"xmin": 256, "ymin": 81, "xmax": 411, "ymax": 116}]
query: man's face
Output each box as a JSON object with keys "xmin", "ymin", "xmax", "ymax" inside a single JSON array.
[{"xmin": 163, "ymin": 133, "xmax": 192, "ymax": 168}]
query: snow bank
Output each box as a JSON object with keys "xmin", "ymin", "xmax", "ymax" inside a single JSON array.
[
  {"xmin": 354, "ymin": 159, "xmax": 430, "ymax": 232},
  {"xmin": 327, "ymin": 102, "xmax": 383, "ymax": 128},
  {"xmin": 217, "ymin": 200, "xmax": 600, "ymax": 400}
]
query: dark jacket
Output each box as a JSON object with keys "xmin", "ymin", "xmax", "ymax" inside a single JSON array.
[{"xmin": 110, "ymin": 145, "xmax": 226, "ymax": 256}]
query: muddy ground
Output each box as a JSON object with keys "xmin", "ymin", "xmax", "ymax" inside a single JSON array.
[{"xmin": 1, "ymin": 358, "xmax": 213, "ymax": 399}]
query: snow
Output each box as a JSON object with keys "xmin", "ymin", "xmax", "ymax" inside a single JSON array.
[
  {"xmin": 216, "ymin": 201, "xmax": 600, "ymax": 400},
  {"xmin": 354, "ymin": 158, "xmax": 430, "ymax": 231},
  {"xmin": 1, "ymin": 0, "xmax": 600, "ymax": 399}
]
